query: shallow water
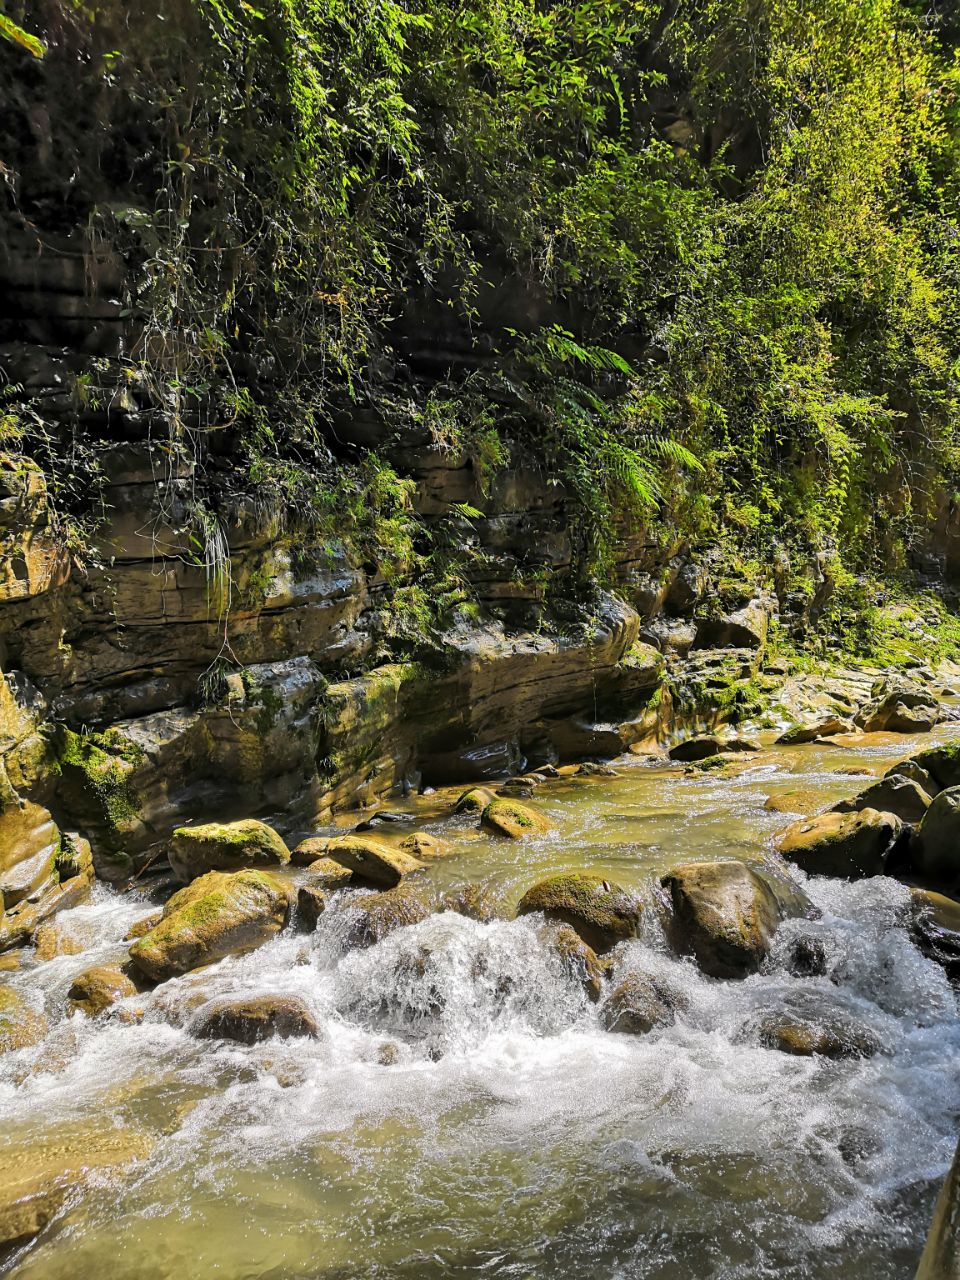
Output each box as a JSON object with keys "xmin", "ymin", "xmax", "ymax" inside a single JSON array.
[{"xmin": 3, "ymin": 727, "xmax": 959, "ymax": 1279}]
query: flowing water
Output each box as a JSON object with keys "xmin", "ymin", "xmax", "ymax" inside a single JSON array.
[{"xmin": 2, "ymin": 729, "xmax": 959, "ymax": 1279}]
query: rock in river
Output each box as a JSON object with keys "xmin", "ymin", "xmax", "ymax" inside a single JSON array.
[
  {"xmin": 775, "ymin": 807, "xmax": 904, "ymax": 878},
  {"xmin": 194, "ymin": 994, "xmax": 319, "ymax": 1044},
  {"xmin": 128, "ymin": 869, "xmax": 291, "ymax": 982},
  {"xmin": 68, "ymin": 964, "xmax": 142, "ymax": 1017},
  {"xmin": 480, "ymin": 798, "xmax": 551, "ymax": 839},
  {"xmin": 341, "ymin": 883, "xmax": 436, "ymax": 949},
  {"xmin": 516, "ymin": 873, "xmax": 644, "ymax": 951},
  {"xmin": 600, "ymin": 972, "xmax": 684, "ymax": 1035},
  {"xmin": 0, "ymin": 985, "xmax": 46, "ymax": 1053},
  {"xmin": 326, "ymin": 834, "xmax": 424, "ymax": 887},
  {"xmin": 168, "ymin": 819, "xmax": 290, "ymax": 882},
  {"xmin": 917, "ymin": 786, "xmax": 960, "ymax": 887},
  {"xmin": 832, "ymin": 773, "xmax": 932, "ymax": 825},
  {"xmin": 662, "ymin": 860, "xmax": 813, "ymax": 979},
  {"xmin": 756, "ymin": 1011, "xmax": 882, "ymax": 1059},
  {"xmin": 537, "ymin": 922, "xmax": 605, "ymax": 1001}
]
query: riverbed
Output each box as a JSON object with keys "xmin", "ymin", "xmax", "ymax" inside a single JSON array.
[{"xmin": 2, "ymin": 727, "xmax": 958, "ymax": 1279}]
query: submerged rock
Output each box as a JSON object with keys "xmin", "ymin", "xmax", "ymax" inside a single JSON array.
[
  {"xmin": 194, "ymin": 994, "xmax": 319, "ymax": 1044},
  {"xmin": 832, "ymin": 774, "xmax": 932, "ymax": 825},
  {"xmin": 441, "ymin": 883, "xmax": 500, "ymax": 922},
  {"xmin": 600, "ymin": 972, "xmax": 684, "ymax": 1035},
  {"xmin": 0, "ymin": 985, "xmax": 46, "ymax": 1053},
  {"xmin": 662, "ymin": 860, "xmax": 813, "ymax": 979},
  {"xmin": 68, "ymin": 964, "xmax": 141, "ymax": 1017},
  {"xmin": 326, "ymin": 834, "xmax": 424, "ymax": 887},
  {"xmin": 516, "ymin": 873, "xmax": 645, "ymax": 951},
  {"xmin": 168, "ymin": 819, "xmax": 290, "ymax": 882},
  {"xmin": 297, "ymin": 885, "xmax": 327, "ymax": 931},
  {"xmin": 756, "ymin": 1011, "xmax": 882, "ymax": 1059},
  {"xmin": 128, "ymin": 869, "xmax": 291, "ymax": 982},
  {"xmin": 480, "ymin": 798, "xmax": 551, "ymax": 839},
  {"xmin": 537, "ymin": 922, "xmax": 605, "ymax": 1001},
  {"xmin": 775, "ymin": 807, "xmax": 904, "ymax": 878},
  {"xmin": 918, "ymin": 787, "xmax": 960, "ymax": 887},
  {"xmin": 341, "ymin": 883, "xmax": 436, "ymax": 949}
]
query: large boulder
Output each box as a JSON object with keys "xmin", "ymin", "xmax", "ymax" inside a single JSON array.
[
  {"xmin": 303, "ymin": 857, "xmax": 354, "ymax": 891},
  {"xmin": 168, "ymin": 819, "xmax": 290, "ymax": 882},
  {"xmin": 600, "ymin": 972, "xmax": 684, "ymax": 1035},
  {"xmin": 910, "ymin": 888, "xmax": 960, "ymax": 981},
  {"xmin": 692, "ymin": 597, "xmax": 771, "ymax": 651},
  {"xmin": 128, "ymin": 869, "xmax": 290, "ymax": 982},
  {"xmin": 0, "ymin": 985, "xmax": 46, "ymax": 1053},
  {"xmin": 756, "ymin": 1011, "xmax": 882, "ymax": 1059},
  {"xmin": 193, "ymin": 994, "xmax": 319, "ymax": 1044},
  {"xmin": 480, "ymin": 799, "xmax": 551, "ymax": 839},
  {"xmin": 516, "ymin": 873, "xmax": 645, "ymax": 951},
  {"xmin": 662, "ymin": 860, "xmax": 813, "ymax": 979},
  {"xmin": 67, "ymin": 964, "xmax": 141, "ymax": 1017},
  {"xmin": 857, "ymin": 683, "xmax": 940, "ymax": 734},
  {"xmin": 325, "ymin": 834, "xmax": 423, "ymax": 887},
  {"xmin": 775, "ymin": 808, "xmax": 904, "ymax": 878},
  {"xmin": 775, "ymin": 717, "xmax": 854, "ymax": 746},
  {"xmin": 341, "ymin": 883, "xmax": 436, "ymax": 949},
  {"xmin": 668, "ymin": 735, "xmax": 757, "ymax": 763},
  {"xmin": 453, "ymin": 787, "xmax": 498, "ymax": 815},
  {"xmin": 537, "ymin": 922, "xmax": 605, "ymax": 1001},
  {"xmin": 832, "ymin": 774, "xmax": 932, "ymax": 825},
  {"xmin": 912, "ymin": 742, "xmax": 960, "ymax": 792},
  {"xmin": 290, "ymin": 836, "xmax": 329, "ymax": 867},
  {"xmin": 918, "ymin": 787, "xmax": 960, "ymax": 887}
]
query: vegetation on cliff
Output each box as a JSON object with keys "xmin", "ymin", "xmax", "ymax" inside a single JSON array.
[{"xmin": 2, "ymin": 0, "xmax": 960, "ymax": 644}]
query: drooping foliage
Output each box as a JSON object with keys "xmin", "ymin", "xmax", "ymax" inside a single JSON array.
[{"xmin": 1, "ymin": 0, "xmax": 959, "ymax": 610}]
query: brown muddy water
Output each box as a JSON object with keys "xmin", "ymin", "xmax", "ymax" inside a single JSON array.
[{"xmin": 2, "ymin": 726, "xmax": 959, "ymax": 1279}]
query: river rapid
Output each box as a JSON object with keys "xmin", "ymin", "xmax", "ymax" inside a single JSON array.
[{"xmin": 2, "ymin": 729, "xmax": 959, "ymax": 1279}]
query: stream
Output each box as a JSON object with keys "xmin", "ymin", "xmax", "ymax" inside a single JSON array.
[{"xmin": 2, "ymin": 728, "xmax": 959, "ymax": 1279}]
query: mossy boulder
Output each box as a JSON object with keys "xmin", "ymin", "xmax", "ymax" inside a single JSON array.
[
  {"xmin": 124, "ymin": 910, "xmax": 162, "ymax": 941},
  {"xmin": 662, "ymin": 860, "xmax": 813, "ymax": 979},
  {"xmin": 516, "ymin": 873, "xmax": 645, "ymax": 951},
  {"xmin": 290, "ymin": 836, "xmax": 330, "ymax": 867},
  {"xmin": 68, "ymin": 964, "xmax": 142, "ymax": 1017},
  {"xmin": 128, "ymin": 869, "xmax": 290, "ymax": 982},
  {"xmin": 194, "ymin": 994, "xmax": 319, "ymax": 1044},
  {"xmin": 168, "ymin": 819, "xmax": 290, "ymax": 883},
  {"xmin": 442, "ymin": 883, "xmax": 501, "ymax": 922},
  {"xmin": 342, "ymin": 883, "xmax": 436, "ymax": 949},
  {"xmin": 304, "ymin": 856, "xmax": 354, "ymax": 891},
  {"xmin": 775, "ymin": 808, "xmax": 904, "ymax": 879},
  {"xmin": 0, "ymin": 985, "xmax": 47, "ymax": 1053},
  {"xmin": 917, "ymin": 786, "xmax": 960, "ymax": 887},
  {"xmin": 454, "ymin": 787, "xmax": 498, "ymax": 815},
  {"xmin": 600, "ymin": 972, "xmax": 684, "ymax": 1035},
  {"xmin": 480, "ymin": 798, "xmax": 551, "ymax": 839},
  {"xmin": 326, "ymin": 834, "xmax": 423, "ymax": 887},
  {"xmin": 537, "ymin": 922, "xmax": 605, "ymax": 1001},
  {"xmin": 857, "ymin": 686, "xmax": 940, "ymax": 734},
  {"xmin": 906, "ymin": 742, "xmax": 960, "ymax": 792},
  {"xmin": 399, "ymin": 832, "xmax": 453, "ymax": 860},
  {"xmin": 297, "ymin": 885, "xmax": 328, "ymax": 931},
  {"xmin": 832, "ymin": 774, "xmax": 932, "ymax": 825},
  {"xmin": 756, "ymin": 1011, "xmax": 882, "ymax": 1059}
]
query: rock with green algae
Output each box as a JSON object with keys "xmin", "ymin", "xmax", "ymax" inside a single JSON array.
[
  {"xmin": 832, "ymin": 773, "xmax": 932, "ymax": 825},
  {"xmin": 600, "ymin": 972, "xmax": 685, "ymax": 1035},
  {"xmin": 662, "ymin": 860, "xmax": 814, "ymax": 979},
  {"xmin": 290, "ymin": 836, "xmax": 330, "ymax": 867},
  {"xmin": 303, "ymin": 856, "xmax": 354, "ymax": 891},
  {"xmin": 193, "ymin": 994, "xmax": 319, "ymax": 1044},
  {"xmin": 756, "ymin": 1011, "xmax": 882, "ymax": 1059},
  {"xmin": 326, "ymin": 834, "xmax": 424, "ymax": 887},
  {"xmin": 67, "ymin": 964, "xmax": 143, "ymax": 1017},
  {"xmin": 0, "ymin": 985, "xmax": 47, "ymax": 1053},
  {"xmin": 907, "ymin": 741, "xmax": 960, "ymax": 792},
  {"xmin": 399, "ymin": 831, "xmax": 453, "ymax": 860},
  {"xmin": 516, "ymin": 873, "xmax": 645, "ymax": 951},
  {"xmin": 0, "ymin": 1126, "xmax": 154, "ymax": 1251},
  {"xmin": 918, "ymin": 787, "xmax": 960, "ymax": 887},
  {"xmin": 480, "ymin": 798, "xmax": 551, "ymax": 839},
  {"xmin": 453, "ymin": 787, "xmax": 498, "ymax": 815},
  {"xmin": 128, "ymin": 868, "xmax": 291, "ymax": 982},
  {"xmin": 341, "ymin": 883, "xmax": 436, "ymax": 949},
  {"xmin": 441, "ymin": 882, "xmax": 501, "ymax": 922},
  {"xmin": 775, "ymin": 807, "xmax": 904, "ymax": 879},
  {"xmin": 537, "ymin": 922, "xmax": 605, "ymax": 1001},
  {"xmin": 168, "ymin": 819, "xmax": 290, "ymax": 882}
]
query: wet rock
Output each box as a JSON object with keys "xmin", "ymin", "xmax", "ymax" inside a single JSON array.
[
  {"xmin": 908, "ymin": 742, "xmax": 960, "ymax": 791},
  {"xmin": 128, "ymin": 869, "xmax": 291, "ymax": 982},
  {"xmin": 0, "ymin": 873, "xmax": 91, "ymax": 952},
  {"xmin": 918, "ymin": 786, "xmax": 960, "ymax": 887},
  {"xmin": 537, "ymin": 922, "xmax": 605, "ymax": 1001},
  {"xmin": 453, "ymin": 787, "xmax": 498, "ymax": 815},
  {"xmin": 776, "ymin": 808, "xmax": 904, "ymax": 878},
  {"xmin": 662, "ymin": 861, "xmax": 813, "ymax": 979},
  {"xmin": 857, "ymin": 683, "xmax": 940, "ymax": 734},
  {"xmin": 600, "ymin": 972, "xmax": 683, "ymax": 1034},
  {"xmin": 784, "ymin": 933, "xmax": 830, "ymax": 978},
  {"xmin": 399, "ymin": 832, "xmax": 453, "ymax": 860},
  {"xmin": 669, "ymin": 735, "xmax": 758, "ymax": 763},
  {"xmin": 297, "ymin": 885, "xmax": 327, "ymax": 931},
  {"xmin": 885, "ymin": 758, "xmax": 938, "ymax": 794},
  {"xmin": 0, "ymin": 1126, "xmax": 153, "ymax": 1251},
  {"xmin": 290, "ymin": 836, "xmax": 329, "ymax": 867},
  {"xmin": 441, "ymin": 883, "xmax": 500, "ymax": 922},
  {"xmin": 0, "ymin": 985, "xmax": 46, "ymax": 1053},
  {"xmin": 54, "ymin": 831, "xmax": 94, "ymax": 883},
  {"xmin": 910, "ymin": 887, "xmax": 960, "ymax": 980},
  {"xmin": 764, "ymin": 788, "xmax": 824, "ymax": 816},
  {"xmin": 124, "ymin": 910, "xmax": 163, "ymax": 941},
  {"xmin": 32, "ymin": 919, "xmax": 83, "ymax": 961},
  {"xmin": 775, "ymin": 716, "xmax": 854, "ymax": 745},
  {"xmin": 325, "ymin": 834, "xmax": 424, "ymax": 887},
  {"xmin": 194, "ymin": 994, "xmax": 319, "ymax": 1044},
  {"xmin": 377, "ymin": 1041, "xmax": 400, "ymax": 1066},
  {"xmin": 692, "ymin": 597, "xmax": 771, "ymax": 651},
  {"xmin": 916, "ymin": 1135, "xmax": 960, "ymax": 1279},
  {"xmin": 832, "ymin": 774, "xmax": 932, "ymax": 825},
  {"xmin": 342, "ymin": 883, "xmax": 436, "ymax": 949},
  {"xmin": 67, "ymin": 964, "xmax": 141, "ymax": 1017},
  {"xmin": 480, "ymin": 798, "xmax": 551, "ymax": 838},
  {"xmin": 756, "ymin": 1012, "xmax": 882, "ymax": 1059},
  {"xmin": 168, "ymin": 819, "xmax": 290, "ymax": 882},
  {"xmin": 516, "ymin": 873, "xmax": 645, "ymax": 951},
  {"xmin": 299, "ymin": 858, "xmax": 353, "ymax": 895}
]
